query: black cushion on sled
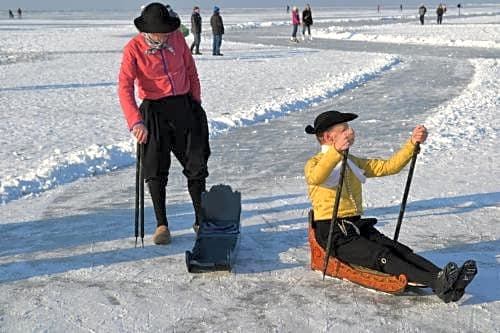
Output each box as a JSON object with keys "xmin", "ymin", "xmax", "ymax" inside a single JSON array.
[{"xmin": 201, "ymin": 184, "xmax": 241, "ymax": 223}]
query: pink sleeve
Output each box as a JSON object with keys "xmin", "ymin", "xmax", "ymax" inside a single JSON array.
[{"xmin": 118, "ymin": 43, "xmax": 142, "ymax": 130}]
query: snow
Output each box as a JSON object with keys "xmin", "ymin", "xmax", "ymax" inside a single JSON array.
[
  {"xmin": 315, "ymin": 17, "xmax": 500, "ymax": 49},
  {"xmin": 0, "ymin": 5, "xmax": 499, "ymax": 332}
]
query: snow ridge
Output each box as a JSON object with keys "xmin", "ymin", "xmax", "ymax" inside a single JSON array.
[{"xmin": 422, "ymin": 59, "xmax": 499, "ymax": 161}]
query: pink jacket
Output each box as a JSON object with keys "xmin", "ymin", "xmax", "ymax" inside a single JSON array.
[
  {"xmin": 118, "ymin": 31, "xmax": 201, "ymax": 130},
  {"xmin": 292, "ymin": 10, "xmax": 300, "ymax": 25}
]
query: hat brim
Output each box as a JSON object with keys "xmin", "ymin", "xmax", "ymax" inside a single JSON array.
[
  {"xmin": 134, "ymin": 16, "xmax": 181, "ymax": 33},
  {"xmin": 305, "ymin": 112, "xmax": 358, "ymax": 135}
]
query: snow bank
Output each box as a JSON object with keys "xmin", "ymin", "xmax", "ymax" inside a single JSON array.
[
  {"xmin": 422, "ymin": 58, "xmax": 499, "ymax": 160},
  {"xmin": 0, "ymin": 140, "xmax": 135, "ymax": 203},
  {"xmin": 315, "ymin": 19, "xmax": 500, "ymax": 49}
]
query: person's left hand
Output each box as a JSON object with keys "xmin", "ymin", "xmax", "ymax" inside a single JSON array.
[{"xmin": 411, "ymin": 125, "xmax": 428, "ymax": 144}]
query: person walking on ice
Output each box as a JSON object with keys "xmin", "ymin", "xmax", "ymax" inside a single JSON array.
[
  {"xmin": 302, "ymin": 4, "xmax": 313, "ymax": 41},
  {"xmin": 290, "ymin": 6, "xmax": 300, "ymax": 43},
  {"xmin": 210, "ymin": 6, "xmax": 225, "ymax": 56},
  {"xmin": 436, "ymin": 4, "xmax": 445, "ymax": 24},
  {"xmin": 118, "ymin": 2, "xmax": 210, "ymax": 245},
  {"xmin": 304, "ymin": 110, "xmax": 477, "ymax": 302},
  {"xmin": 418, "ymin": 4, "xmax": 427, "ymax": 25},
  {"xmin": 190, "ymin": 6, "xmax": 202, "ymax": 55}
]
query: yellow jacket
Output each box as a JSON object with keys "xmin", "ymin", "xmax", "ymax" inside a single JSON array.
[{"xmin": 304, "ymin": 140, "xmax": 417, "ymax": 220}]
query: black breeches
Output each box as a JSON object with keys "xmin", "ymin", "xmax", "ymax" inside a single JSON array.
[{"xmin": 139, "ymin": 95, "xmax": 210, "ymax": 226}]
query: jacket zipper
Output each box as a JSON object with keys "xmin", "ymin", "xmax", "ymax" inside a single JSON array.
[{"xmin": 160, "ymin": 49, "xmax": 177, "ymax": 95}]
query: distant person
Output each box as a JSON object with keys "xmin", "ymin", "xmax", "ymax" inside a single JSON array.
[
  {"xmin": 377, "ymin": 4, "xmax": 380, "ymax": 13},
  {"xmin": 165, "ymin": 4, "xmax": 179, "ymax": 18},
  {"xmin": 457, "ymin": 3, "xmax": 462, "ymax": 16},
  {"xmin": 9, "ymin": 9, "xmax": 15, "ymax": 19},
  {"xmin": 418, "ymin": 4, "xmax": 427, "ymax": 25},
  {"xmin": 190, "ymin": 6, "xmax": 202, "ymax": 55},
  {"xmin": 118, "ymin": 2, "xmax": 210, "ymax": 244},
  {"xmin": 400, "ymin": 4, "xmax": 403, "ymax": 12},
  {"xmin": 286, "ymin": 5, "xmax": 290, "ymax": 13},
  {"xmin": 302, "ymin": 4, "xmax": 313, "ymax": 41},
  {"xmin": 17, "ymin": 8, "xmax": 22, "ymax": 19},
  {"xmin": 210, "ymin": 6, "xmax": 224, "ymax": 56},
  {"xmin": 290, "ymin": 6, "xmax": 300, "ymax": 43},
  {"xmin": 436, "ymin": 4, "xmax": 445, "ymax": 24}
]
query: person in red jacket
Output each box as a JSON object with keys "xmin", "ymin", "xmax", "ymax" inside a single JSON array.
[{"xmin": 118, "ymin": 2, "xmax": 210, "ymax": 245}]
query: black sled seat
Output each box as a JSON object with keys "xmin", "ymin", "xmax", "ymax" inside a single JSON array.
[{"xmin": 185, "ymin": 184, "xmax": 241, "ymax": 273}]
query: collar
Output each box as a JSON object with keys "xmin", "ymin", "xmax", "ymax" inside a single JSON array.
[{"xmin": 319, "ymin": 145, "xmax": 367, "ymax": 186}]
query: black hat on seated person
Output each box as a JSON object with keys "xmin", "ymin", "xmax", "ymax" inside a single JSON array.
[
  {"xmin": 305, "ymin": 110, "xmax": 358, "ymax": 135},
  {"xmin": 134, "ymin": 3, "xmax": 181, "ymax": 33}
]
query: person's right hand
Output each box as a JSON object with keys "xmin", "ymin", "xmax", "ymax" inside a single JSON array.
[
  {"xmin": 132, "ymin": 123, "xmax": 148, "ymax": 144},
  {"xmin": 333, "ymin": 127, "xmax": 355, "ymax": 152}
]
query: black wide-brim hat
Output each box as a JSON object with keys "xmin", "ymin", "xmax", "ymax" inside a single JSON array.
[
  {"xmin": 305, "ymin": 110, "xmax": 358, "ymax": 135},
  {"xmin": 134, "ymin": 3, "xmax": 181, "ymax": 33}
]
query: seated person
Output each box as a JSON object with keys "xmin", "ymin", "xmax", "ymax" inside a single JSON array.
[{"xmin": 304, "ymin": 110, "xmax": 477, "ymax": 303}]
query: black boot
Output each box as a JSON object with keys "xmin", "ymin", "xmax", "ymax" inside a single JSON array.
[
  {"xmin": 188, "ymin": 178, "xmax": 206, "ymax": 228},
  {"xmin": 433, "ymin": 262, "xmax": 460, "ymax": 303},
  {"xmin": 147, "ymin": 176, "xmax": 168, "ymax": 227},
  {"xmin": 451, "ymin": 260, "xmax": 477, "ymax": 302}
]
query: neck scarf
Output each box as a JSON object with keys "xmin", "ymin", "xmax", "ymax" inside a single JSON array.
[
  {"xmin": 320, "ymin": 145, "xmax": 366, "ymax": 188},
  {"xmin": 143, "ymin": 33, "xmax": 175, "ymax": 55}
]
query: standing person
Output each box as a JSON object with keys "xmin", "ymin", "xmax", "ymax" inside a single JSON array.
[
  {"xmin": 118, "ymin": 2, "xmax": 210, "ymax": 244},
  {"xmin": 17, "ymin": 8, "xmax": 22, "ymax": 19},
  {"xmin": 436, "ymin": 4, "xmax": 444, "ymax": 24},
  {"xmin": 304, "ymin": 110, "xmax": 477, "ymax": 302},
  {"xmin": 165, "ymin": 4, "xmax": 179, "ymax": 18},
  {"xmin": 302, "ymin": 4, "xmax": 313, "ymax": 41},
  {"xmin": 8, "ymin": 10, "xmax": 15, "ymax": 19},
  {"xmin": 210, "ymin": 6, "xmax": 224, "ymax": 56},
  {"xmin": 418, "ymin": 4, "xmax": 427, "ymax": 25},
  {"xmin": 400, "ymin": 4, "xmax": 403, "ymax": 12},
  {"xmin": 286, "ymin": 5, "xmax": 290, "ymax": 13},
  {"xmin": 290, "ymin": 7, "xmax": 300, "ymax": 43},
  {"xmin": 190, "ymin": 6, "xmax": 202, "ymax": 55}
]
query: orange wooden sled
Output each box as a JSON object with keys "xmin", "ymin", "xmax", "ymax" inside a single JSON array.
[{"xmin": 308, "ymin": 210, "xmax": 409, "ymax": 294}]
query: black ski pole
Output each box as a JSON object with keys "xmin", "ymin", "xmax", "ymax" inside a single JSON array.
[
  {"xmin": 139, "ymin": 143, "xmax": 145, "ymax": 248},
  {"xmin": 322, "ymin": 149, "xmax": 349, "ymax": 280},
  {"xmin": 393, "ymin": 143, "xmax": 420, "ymax": 242},
  {"xmin": 134, "ymin": 142, "xmax": 140, "ymax": 248}
]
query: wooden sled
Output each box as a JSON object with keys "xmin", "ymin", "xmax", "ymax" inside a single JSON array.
[{"xmin": 308, "ymin": 210, "xmax": 408, "ymax": 294}]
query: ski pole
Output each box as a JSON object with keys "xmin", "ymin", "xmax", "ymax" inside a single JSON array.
[
  {"xmin": 139, "ymin": 143, "xmax": 145, "ymax": 248},
  {"xmin": 393, "ymin": 142, "xmax": 420, "ymax": 242},
  {"xmin": 134, "ymin": 142, "xmax": 140, "ymax": 248},
  {"xmin": 322, "ymin": 149, "xmax": 349, "ymax": 280}
]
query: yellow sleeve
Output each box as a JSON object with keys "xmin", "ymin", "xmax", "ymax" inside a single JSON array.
[
  {"xmin": 355, "ymin": 139, "xmax": 417, "ymax": 177},
  {"xmin": 304, "ymin": 147, "xmax": 343, "ymax": 185}
]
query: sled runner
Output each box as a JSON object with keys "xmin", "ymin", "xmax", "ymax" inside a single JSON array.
[
  {"xmin": 186, "ymin": 185, "xmax": 241, "ymax": 273},
  {"xmin": 308, "ymin": 210, "xmax": 409, "ymax": 293}
]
